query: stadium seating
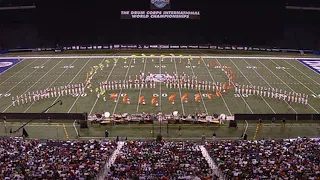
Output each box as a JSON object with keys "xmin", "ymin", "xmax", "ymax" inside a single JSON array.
[
  {"xmin": 205, "ymin": 138, "xmax": 320, "ymax": 179},
  {"xmin": 106, "ymin": 141, "xmax": 214, "ymax": 179},
  {"xmin": 0, "ymin": 137, "xmax": 117, "ymax": 179}
]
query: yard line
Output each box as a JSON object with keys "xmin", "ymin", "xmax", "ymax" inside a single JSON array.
[
  {"xmin": 173, "ymin": 56, "xmax": 186, "ymax": 115},
  {"xmin": 67, "ymin": 58, "xmax": 100, "ymax": 113},
  {"xmin": 284, "ymin": 60, "xmax": 320, "ymax": 86},
  {"xmin": 187, "ymin": 58, "xmax": 208, "ymax": 114},
  {"xmin": 200, "ymin": 57, "xmax": 232, "ymax": 115},
  {"xmin": 136, "ymin": 57, "xmax": 147, "ymax": 113},
  {"xmin": 24, "ymin": 58, "xmax": 79, "ymax": 113},
  {"xmin": 2, "ymin": 59, "xmax": 64, "ymax": 112},
  {"xmin": 243, "ymin": 59, "xmax": 298, "ymax": 114},
  {"xmin": 0, "ymin": 59, "xmax": 36, "ymax": 86},
  {"xmin": 44, "ymin": 58, "xmax": 92, "ymax": 113},
  {"xmin": 268, "ymin": 60, "xmax": 319, "ymax": 114},
  {"xmin": 111, "ymin": 57, "xmax": 133, "ymax": 115},
  {"xmin": 159, "ymin": 57, "xmax": 162, "ymax": 112},
  {"xmin": 0, "ymin": 59, "xmax": 50, "ymax": 98},
  {"xmin": 89, "ymin": 59, "xmax": 117, "ymax": 116},
  {"xmin": 229, "ymin": 59, "xmax": 275, "ymax": 113}
]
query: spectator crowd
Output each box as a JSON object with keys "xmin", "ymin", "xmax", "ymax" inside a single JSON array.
[
  {"xmin": 1, "ymin": 136, "xmax": 319, "ymax": 180},
  {"xmin": 206, "ymin": 138, "xmax": 320, "ymax": 180},
  {"xmin": 0, "ymin": 137, "xmax": 117, "ymax": 180},
  {"xmin": 107, "ymin": 141, "xmax": 213, "ymax": 180}
]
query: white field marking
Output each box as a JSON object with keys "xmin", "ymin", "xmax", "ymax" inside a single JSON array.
[
  {"xmin": 269, "ymin": 59, "xmax": 319, "ymax": 114},
  {"xmin": 200, "ymin": 58, "xmax": 232, "ymax": 115},
  {"xmin": 187, "ymin": 58, "xmax": 208, "ymax": 114},
  {"xmin": 296, "ymin": 58, "xmax": 320, "ymax": 76},
  {"xmin": 229, "ymin": 59, "xmax": 275, "ymax": 113},
  {"xmin": 0, "ymin": 59, "xmax": 36, "ymax": 86},
  {"xmin": 2, "ymin": 55, "xmax": 316, "ymax": 60},
  {"xmin": 284, "ymin": 60, "xmax": 320, "ymax": 86},
  {"xmin": 89, "ymin": 59, "xmax": 117, "ymax": 116},
  {"xmin": 243, "ymin": 59, "xmax": 298, "ymax": 114},
  {"xmin": 159, "ymin": 57, "xmax": 162, "ymax": 112},
  {"xmin": 24, "ymin": 58, "xmax": 79, "ymax": 113},
  {"xmin": 215, "ymin": 58, "xmax": 254, "ymax": 114},
  {"xmin": 173, "ymin": 57, "xmax": 186, "ymax": 115},
  {"xmin": 0, "ymin": 58, "xmax": 24, "ymax": 75},
  {"xmin": 136, "ymin": 57, "xmax": 147, "ymax": 113},
  {"xmin": 111, "ymin": 57, "xmax": 133, "ymax": 115},
  {"xmin": 2, "ymin": 59, "xmax": 64, "ymax": 112},
  {"xmin": 0, "ymin": 59, "xmax": 50, "ymax": 98},
  {"xmin": 67, "ymin": 58, "xmax": 100, "ymax": 113}
]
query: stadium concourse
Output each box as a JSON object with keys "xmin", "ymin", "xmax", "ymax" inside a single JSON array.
[{"xmin": 0, "ymin": 137, "xmax": 319, "ymax": 180}]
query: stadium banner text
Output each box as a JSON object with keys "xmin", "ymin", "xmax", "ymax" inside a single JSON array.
[
  {"xmin": 25, "ymin": 44, "xmax": 313, "ymax": 54},
  {"xmin": 120, "ymin": 11, "xmax": 200, "ymax": 19}
]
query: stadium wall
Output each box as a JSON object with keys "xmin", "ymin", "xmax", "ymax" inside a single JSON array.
[
  {"xmin": 235, "ymin": 114, "xmax": 320, "ymax": 121},
  {"xmin": 0, "ymin": 113, "xmax": 86, "ymax": 120}
]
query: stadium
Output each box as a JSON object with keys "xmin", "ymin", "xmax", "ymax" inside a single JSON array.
[{"xmin": 0, "ymin": 0, "xmax": 319, "ymax": 179}]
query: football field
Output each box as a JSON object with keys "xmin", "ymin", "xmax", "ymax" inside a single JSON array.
[
  {"xmin": 1, "ymin": 54, "xmax": 319, "ymax": 115},
  {"xmin": 0, "ymin": 53, "xmax": 320, "ymax": 140}
]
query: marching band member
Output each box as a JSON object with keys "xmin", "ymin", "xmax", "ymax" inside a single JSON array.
[
  {"xmin": 241, "ymin": 85, "xmax": 245, "ymax": 95},
  {"xmin": 24, "ymin": 94, "xmax": 28, "ymax": 103},
  {"xmin": 253, "ymin": 86, "xmax": 256, "ymax": 95},
  {"xmin": 288, "ymin": 92, "xmax": 291, "ymax": 102},
  {"xmin": 294, "ymin": 92, "xmax": 298, "ymax": 103},
  {"xmin": 275, "ymin": 88, "xmax": 278, "ymax": 99},
  {"xmin": 184, "ymin": 78, "xmax": 187, "ymax": 89},
  {"xmin": 58, "ymin": 87, "xmax": 61, "ymax": 96},
  {"xmin": 71, "ymin": 85, "xmax": 75, "ymax": 94},
  {"xmin": 195, "ymin": 79, "xmax": 198, "ymax": 90},
  {"xmin": 291, "ymin": 92, "xmax": 295, "ymax": 103},
  {"xmin": 151, "ymin": 79, "xmax": 155, "ymax": 88},
  {"xmin": 263, "ymin": 88, "xmax": 267, "ymax": 97},
  {"xmin": 245, "ymin": 85, "xmax": 249, "ymax": 95},
  {"xmin": 112, "ymin": 81, "xmax": 115, "ymax": 90},
  {"xmin": 235, "ymin": 83, "xmax": 238, "ymax": 93},
  {"xmin": 32, "ymin": 92, "xmax": 36, "ymax": 102},
  {"xmin": 54, "ymin": 87, "xmax": 57, "ymax": 97},
  {"xmin": 301, "ymin": 94, "xmax": 305, "ymax": 104},
  {"xmin": 217, "ymin": 82, "xmax": 221, "ymax": 92},
  {"xmin": 298, "ymin": 93, "xmax": 302, "ymax": 103},
  {"xmin": 122, "ymin": 80, "xmax": 125, "ymax": 89},
  {"xmin": 305, "ymin": 94, "xmax": 308, "ymax": 104},
  {"xmin": 259, "ymin": 87, "xmax": 263, "ymax": 96},
  {"xmin": 28, "ymin": 92, "xmax": 32, "ymax": 102},
  {"xmin": 267, "ymin": 88, "xmax": 271, "ymax": 97},
  {"xmin": 68, "ymin": 85, "xmax": 72, "ymax": 95},
  {"xmin": 21, "ymin": 95, "xmax": 24, "ymax": 104},
  {"xmin": 12, "ymin": 96, "xmax": 15, "ymax": 106},
  {"xmin": 16, "ymin": 95, "xmax": 20, "ymax": 105},
  {"xmin": 135, "ymin": 76, "xmax": 138, "ymax": 89}
]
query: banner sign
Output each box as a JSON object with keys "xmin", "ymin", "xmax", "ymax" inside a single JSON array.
[
  {"xmin": 121, "ymin": 11, "xmax": 200, "ymax": 19},
  {"xmin": 13, "ymin": 44, "xmax": 313, "ymax": 55}
]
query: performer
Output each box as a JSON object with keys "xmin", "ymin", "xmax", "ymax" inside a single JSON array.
[{"xmin": 12, "ymin": 96, "xmax": 15, "ymax": 107}]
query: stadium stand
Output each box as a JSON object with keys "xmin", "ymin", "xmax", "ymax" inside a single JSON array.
[
  {"xmin": 106, "ymin": 141, "xmax": 215, "ymax": 180},
  {"xmin": 205, "ymin": 138, "xmax": 320, "ymax": 179},
  {"xmin": 0, "ymin": 137, "xmax": 117, "ymax": 180}
]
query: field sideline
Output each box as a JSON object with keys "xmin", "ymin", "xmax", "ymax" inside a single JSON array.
[{"xmin": 0, "ymin": 54, "xmax": 319, "ymax": 116}]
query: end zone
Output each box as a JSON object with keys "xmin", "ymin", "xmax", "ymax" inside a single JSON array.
[
  {"xmin": 297, "ymin": 59, "xmax": 320, "ymax": 75},
  {"xmin": 0, "ymin": 59, "xmax": 23, "ymax": 75}
]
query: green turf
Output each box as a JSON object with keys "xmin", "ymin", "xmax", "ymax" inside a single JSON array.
[
  {"xmin": 1, "ymin": 121, "xmax": 319, "ymax": 140},
  {"xmin": 0, "ymin": 53, "xmax": 319, "ymax": 140}
]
